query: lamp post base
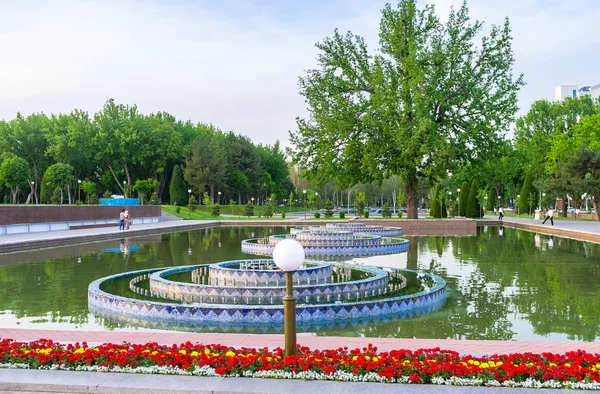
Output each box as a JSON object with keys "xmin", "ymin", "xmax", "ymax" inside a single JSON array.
[{"xmin": 283, "ymin": 271, "xmax": 297, "ymax": 357}]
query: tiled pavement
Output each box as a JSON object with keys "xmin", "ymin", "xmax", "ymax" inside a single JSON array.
[{"xmin": 1, "ymin": 328, "xmax": 599, "ymax": 356}]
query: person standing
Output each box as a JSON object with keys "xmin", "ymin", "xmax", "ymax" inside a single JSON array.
[
  {"xmin": 124, "ymin": 209, "xmax": 130, "ymax": 230},
  {"xmin": 119, "ymin": 209, "xmax": 125, "ymax": 230},
  {"xmin": 534, "ymin": 207, "xmax": 540, "ymax": 224},
  {"xmin": 498, "ymin": 206, "xmax": 504, "ymax": 220},
  {"xmin": 542, "ymin": 207, "xmax": 554, "ymax": 226}
]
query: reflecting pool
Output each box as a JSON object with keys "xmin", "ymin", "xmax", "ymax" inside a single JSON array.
[{"xmin": 1, "ymin": 226, "xmax": 599, "ymax": 341}]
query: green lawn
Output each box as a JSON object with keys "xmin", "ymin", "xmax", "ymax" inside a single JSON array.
[{"xmin": 161, "ymin": 205, "xmax": 287, "ymax": 220}]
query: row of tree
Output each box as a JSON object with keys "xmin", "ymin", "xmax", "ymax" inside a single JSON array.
[{"xmin": 0, "ymin": 99, "xmax": 291, "ymax": 205}]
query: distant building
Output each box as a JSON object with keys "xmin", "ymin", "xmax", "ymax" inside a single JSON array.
[
  {"xmin": 554, "ymin": 84, "xmax": 600, "ymax": 101},
  {"xmin": 591, "ymin": 84, "xmax": 600, "ymax": 101},
  {"xmin": 555, "ymin": 85, "xmax": 578, "ymax": 101}
]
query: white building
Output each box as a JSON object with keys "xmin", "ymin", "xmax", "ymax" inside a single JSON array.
[
  {"xmin": 591, "ymin": 84, "xmax": 600, "ymax": 101},
  {"xmin": 555, "ymin": 85, "xmax": 578, "ymax": 101}
]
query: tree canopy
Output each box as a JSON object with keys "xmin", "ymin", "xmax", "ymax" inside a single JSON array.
[{"xmin": 290, "ymin": 0, "xmax": 523, "ymax": 218}]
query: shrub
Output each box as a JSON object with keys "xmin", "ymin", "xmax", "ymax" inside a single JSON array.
[
  {"xmin": 314, "ymin": 211, "xmax": 321, "ymax": 219},
  {"xmin": 459, "ymin": 182, "xmax": 469, "ymax": 216},
  {"xmin": 382, "ymin": 203, "xmax": 391, "ymax": 218},
  {"xmin": 339, "ymin": 210, "xmax": 345, "ymax": 219},
  {"xmin": 245, "ymin": 201, "xmax": 254, "ymax": 217},
  {"xmin": 355, "ymin": 192, "xmax": 366, "ymax": 214},
  {"xmin": 397, "ymin": 211, "xmax": 403, "ymax": 218},
  {"xmin": 281, "ymin": 212, "xmax": 285, "ymax": 219},
  {"xmin": 149, "ymin": 192, "xmax": 159, "ymax": 205},
  {"xmin": 188, "ymin": 195, "xmax": 198, "ymax": 212},
  {"xmin": 89, "ymin": 194, "xmax": 99, "ymax": 205},
  {"xmin": 363, "ymin": 210, "xmax": 369, "ymax": 218},
  {"xmin": 102, "ymin": 190, "xmax": 112, "ymax": 198},
  {"xmin": 519, "ymin": 173, "xmax": 536, "ymax": 215},
  {"xmin": 175, "ymin": 206, "xmax": 181, "ymax": 214},
  {"xmin": 263, "ymin": 204, "xmax": 273, "ymax": 218},
  {"xmin": 466, "ymin": 181, "xmax": 481, "ymax": 218},
  {"xmin": 75, "ymin": 200, "xmax": 82, "ymax": 206},
  {"xmin": 50, "ymin": 187, "xmax": 61, "ymax": 204},
  {"xmin": 169, "ymin": 165, "xmax": 187, "ymax": 206},
  {"xmin": 324, "ymin": 199, "xmax": 334, "ymax": 218},
  {"xmin": 211, "ymin": 204, "xmax": 220, "ymax": 217}
]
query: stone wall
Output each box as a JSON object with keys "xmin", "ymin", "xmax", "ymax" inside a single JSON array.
[{"xmin": 0, "ymin": 205, "xmax": 161, "ymax": 225}]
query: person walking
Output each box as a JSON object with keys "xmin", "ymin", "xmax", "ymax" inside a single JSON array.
[
  {"xmin": 124, "ymin": 209, "xmax": 130, "ymax": 230},
  {"xmin": 534, "ymin": 207, "xmax": 540, "ymax": 224},
  {"xmin": 542, "ymin": 207, "xmax": 554, "ymax": 226},
  {"xmin": 119, "ymin": 209, "xmax": 125, "ymax": 230},
  {"xmin": 498, "ymin": 206, "xmax": 504, "ymax": 221}
]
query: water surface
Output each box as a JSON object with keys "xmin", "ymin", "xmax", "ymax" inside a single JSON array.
[{"xmin": 1, "ymin": 226, "xmax": 598, "ymax": 341}]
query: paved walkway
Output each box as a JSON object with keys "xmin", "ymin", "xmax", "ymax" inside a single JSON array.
[
  {"xmin": 2, "ymin": 328, "xmax": 599, "ymax": 356},
  {"xmin": 0, "ymin": 369, "xmax": 580, "ymax": 394},
  {"xmin": 0, "ymin": 220, "xmax": 220, "ymax": 252},
  {"xmin": 491, "ymin": 215, "xmax": 600, "ymax": 234}
]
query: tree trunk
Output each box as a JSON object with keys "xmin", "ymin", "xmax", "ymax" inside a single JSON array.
[
  {"xmin": 106, "ymin": 161, "xmax": 126, "ymax": 196},
  {"xmin": 392, "ymin": 188, "xmax": 397, "ymax": 213},
  {"xmin": 67, "ymin": 184, "xmax": 72, "ymax": 204},
  {"xmin": 11, "ymin": 187, "xmax": 19, "ymax": 204},
  {"xmin": 60, "ymin": 188, "xmax": 64, "ymax": 205},
  {"xmin": 406, "ymin": 176, "xmax": 418, "ymax": 219},
  {"xmin": 209, "ymin": 184, "xmax": 215, "ymax": 204},
  {"xmin": 561, "ymin": 197, "xmax": 567, "ymax": 217}
]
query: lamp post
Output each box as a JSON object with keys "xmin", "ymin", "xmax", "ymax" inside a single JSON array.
[
  {"xmin": 77, "ymin": 179, "xmax": 81, "ymax": 204},
  {"xmin": 448, "ymin": 191, "xmax": 452, "ymax": 217},
  {"xmin": 188, "ymin": 189, "xmax": 192, "ymax": 218},
  {"xmin": 272, "ymin": 239, "xmax": 305, "ymax": 357},
  {"xmin": 123, "ymin": 180, "xmax": 127, "ymax": 198},
  {"xmin": 315, "ymin": 192, "xmax": 319, "ymax": 211},
  {"xmin": 457, "ymin": 188, "xmax": 461, "ymax": 216},
  {"xmin": 516, "ymin": 194, "xmax": 520, "ymax": 215},
  {"xmin": 218, "ymin": 191, "xmax": 221, "ymax": 205},
  {"xmin": 30, "ymin": 181, "xmax": 35, "ymax": 204},
  {"xmin": 542, "ymin": 192, "xmax": 546, "ymax": 209},
  {"xmin": 303, "ymin": 189, "xmax": 307, "ymax": 219},
  {"xmin": 284, "ymin": 199, "xmax": 287, "ymax": 215}
]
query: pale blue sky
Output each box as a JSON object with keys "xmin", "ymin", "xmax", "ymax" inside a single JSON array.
[{"xmin": 0, "ymin": 0, "xmax": 598, "ymax": 145}]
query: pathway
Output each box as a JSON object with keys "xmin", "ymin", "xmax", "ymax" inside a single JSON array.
[
  {"xmin": 490, "ymin": 215, "xmax": 600, "ymax": 234},
  {"xmin": 1, "ymin": 328, "xmax": 599, "ymax": 356}
]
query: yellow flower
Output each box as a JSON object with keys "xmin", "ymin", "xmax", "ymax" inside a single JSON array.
[
  {"xmin": 565, "ymin": 363, "xmax": 571, "ymax": 367},
  {"xmin": 142, "ymin": 350, "xmax": 150, "ymax": 353},
  {"xmin": 120, "ymin": 349, "xmax": 127, "ymax": 353},
  {"xmin": 190, "ymin": 351, "xmax": 199, "ymax": 357},
  {"xmin": 372, "ymin": 357, "xmax": 378, "ymax": 362},
  {"xmin": 352, "ymin": 356, "xmax": 359, "ymax": 361},
  {"xmin": 179, "ymin": 350, "xmax": 187, "ymax": 355},
  {"xmin": 480, "ymin": 362, "xmax": 489, "ymax": 369},
  {"xmin": 225, "ymin": 351, "xmax": 236, "ymax": 357},
  {"xmin": 204, "ymin": 349, "xmax": 211, "ymax": 355},
  {"xmin": 151, "ymin": 351, "xmax": 158, "ymax": 355}
]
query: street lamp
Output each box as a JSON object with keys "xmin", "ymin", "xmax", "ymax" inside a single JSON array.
[
  {"xmin": 303, "ymin": 189, "xmax": 307, "ymax": 219},
  {"xmin": 448, "ymin": 191, "xmax": 452, "ymax": 217},
  {"xmin": 284, "ymin": 199, "xmax": 287, "ymax": 215},
  {"xmin": 272, "ymin": 239, "xmax": 305, "ymax": 357},
  {"xmin": 77, "ymin": 179, "xmax": 81, "ymax": 204},
  {"xmin": 123, "ymin": 180, "xmax": 127, "ymax": 198},
  {"xmin": 218, "ymin": 191, "xmax": 221, "ymax": 205},
  {"xmin": 315, "ymin": 192, "xmax": 319, "ymax": 211},
  {"xmin": 516, "ymin": 194, "xmax": 520, "ymax": 215},
  {"xmin": 457, "ymin": 188, "xmax": 461, "ymax": 216},
  {"xmin": 188, "ymin": 189, "xmax": 192, "ymax": 218},
  {"xmin": 542, "ymin": 192, "xmax": 546, "ymax": 208},
  {"xmin": 30, "ymin": 181, "xmax": 35, "ymax": 204}
]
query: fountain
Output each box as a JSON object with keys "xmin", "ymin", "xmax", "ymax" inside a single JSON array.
[
  {"xmin": 88, "ymin": 258, "xmax": 445, "ymax": 329},
  {"xmin": 241, "ymin": 225, "xmax": 408, "ymax": 256}
]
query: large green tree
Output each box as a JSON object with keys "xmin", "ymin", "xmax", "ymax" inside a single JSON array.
[
  {"xmin": 0, "ymin": 154, "xmax": 30, "ymax": 204},
  {"xmin": 290, "ymin": 0, "xmax": 523, "ymax": 218},
  {"xmin": 44, "ymin": 163, "xmax": 75, "ymax": 205},
  {"xmin": 184, "ymin": 133, "xmax": 228, "ymax": 203}
]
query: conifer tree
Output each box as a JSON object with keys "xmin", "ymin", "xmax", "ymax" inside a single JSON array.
[{"xmin": 169, "ymin": 165, "xmax": 188, "ymax": 206}]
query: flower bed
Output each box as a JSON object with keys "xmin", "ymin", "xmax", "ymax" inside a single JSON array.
[{"xmin": 1, "ymin": 338, "xmax": 600, "ymax": 390}]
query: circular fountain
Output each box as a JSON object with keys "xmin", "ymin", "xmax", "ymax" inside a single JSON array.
[
  {"xmin": 88, "ymin": 259, "xmax": 446, "ymax": 330},
  {"xmin": 293, "ymin": 222, "xmax": 403, "ymax": 237},
  {"xmin": 242, "ymin": 227, "xmax": 409, "ymax": 256}
]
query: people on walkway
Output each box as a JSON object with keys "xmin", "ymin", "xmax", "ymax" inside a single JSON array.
[
  {"xmin": 498, "ymin": 206, "xmax": 504, "ymax": 220},
  {"xmin": 542, "ymin": 207, "xmax": 554, "ymax": 226},
  {"xmin": 534, "ymin": 207, "xmax": 540, "ymax": 224},
  {"xmin": 124, "ymin": 209, "xmax": 130, "ymax": 230},
  {"xmin": 119, "ymin": 209, "xmax": 125, "ymax": 230}
]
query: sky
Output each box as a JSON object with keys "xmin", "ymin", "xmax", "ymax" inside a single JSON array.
[{"xmin": 0, "ymin": 0, "xmax": 599, "ymax": 146}]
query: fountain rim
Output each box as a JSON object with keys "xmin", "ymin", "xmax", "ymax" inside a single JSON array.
[{"xmin": 89, "ymin": 265, "xmax": 445, "ymax": 311}]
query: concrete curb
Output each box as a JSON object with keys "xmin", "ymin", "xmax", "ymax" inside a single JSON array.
[{"xmin": 0, "ymin": 369, "xmax": 572, "ymax": 393}]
